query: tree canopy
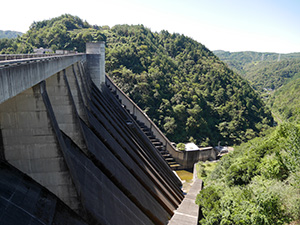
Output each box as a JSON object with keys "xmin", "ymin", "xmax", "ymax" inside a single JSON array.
[
  {"xmin": 214, "ymin": 50, "xmax": 300, "ymax": 125},
  {"xmin": 214, "ymin": 50, "xmax": 300, "ymax": 92},
  {"xmin": 105, "ymin": 25, "xmax": 273, "ymax": 145},
  {"xmin": 197, "ymin": 122, "xmax": 300, "ymax": 224}
]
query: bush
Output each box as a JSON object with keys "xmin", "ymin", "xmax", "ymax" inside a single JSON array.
[
  {"xmin": 176, "ymin": 143, "xmax": 185, "ymax": 151},
  {"xmin": 196, "ymin": 122, "xmax": 300, "ymax": 224}
]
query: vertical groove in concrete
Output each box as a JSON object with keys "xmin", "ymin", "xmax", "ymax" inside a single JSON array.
[
  {"xmin": 45, "ymin": 68, "xmax": 85, "ymax": 150},
  {"xmin": 0, "ymin": 83, "xmax": 81, "ymax": 212},
  {"xmin": 0, "ymin": 128, "xmax": 4, "ymax": 161},
  {"xmin": 71, "ymin": 64, "xmax": 87, "ymax": 121}
]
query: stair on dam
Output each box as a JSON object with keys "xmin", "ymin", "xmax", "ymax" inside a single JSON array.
[
  {"xmin": 136, "ymin": 120, "xmax": 181, "ymax": 170},
  {"xmin": 107, "ymin": 84, "xmax": 181, "ymax": 170}
]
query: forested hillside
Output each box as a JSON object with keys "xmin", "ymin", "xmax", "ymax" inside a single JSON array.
[
  {"xmin": 199, "ymin": 50, "xmax": 300, "ymax": 224},
  {"xmin": 0, "ymin": 30, "xmax": 23, "ymax": 39},
  {"xmin": 243, "ymin": 59, "xmax": 300, "ymax": 91},
  {"xmin": 104, "ymin": 25, "xmax": 275, "ymax": 146},
  {"xmin": 268, "ymin": 76, "xmax": 300, "ymax": 122},
  {"xmin": 0, "ymin": 15, "xmax": 106, "ymax": 54},
  {"xmin": 0, "ymin": 14, "xmax": 274, "ymax": 146},
  {"xmin": 197, "ymin": 122, "xmax": 300, "ymax": 224},
  {"xmin": 214, "ymin": 50, "xmax": 300, "ymax": 125},
  {"xmin": 214, "ymin": 50, "xmax": 300, "ymax": 92}
]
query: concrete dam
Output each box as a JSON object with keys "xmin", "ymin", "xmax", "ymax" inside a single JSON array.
[{"xmin": 0, "ymin": 42, "xmax": 203, "ymax": 225}]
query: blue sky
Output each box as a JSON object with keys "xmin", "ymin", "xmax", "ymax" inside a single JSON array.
[{"xmin": 1, "ymin": 0, "xmax": 299, "ymax": 53}]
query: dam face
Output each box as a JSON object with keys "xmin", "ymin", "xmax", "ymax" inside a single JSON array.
[{"xmin": 0, "ymin": 43, "xmax": 183, "ymax": 225}]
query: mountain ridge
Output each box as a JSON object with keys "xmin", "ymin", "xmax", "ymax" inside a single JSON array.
[
  {"xmin": 214, "ymin": 49, "xmax": 300, "ymax": 125},
  {"xmin": 0, "ymin": 30, "xmax": 23, "ymax": 39},
  {"xmin": 214, "ymin": 50, "xmax": 300, "ymax": 91}
]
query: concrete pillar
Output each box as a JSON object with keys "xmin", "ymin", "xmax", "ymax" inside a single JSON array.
[{"xmin": 86, "ymin": 42, "xmax": 105, "ymax": 89}]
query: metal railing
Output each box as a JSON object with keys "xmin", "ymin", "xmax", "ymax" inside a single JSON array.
[
  {"xmin": 105, "ymin": 75, "xmax": 182, "ymax": 158},
  {"xmin": 0, "ymin": 53, "xmax": 85, "ymax": 68},
  {"xmin": 105, "ymin": 75, "xmax": 217, "ymax": 169},
  {"xmin": 0, "ymin": 53, "xmax": 65, "ymax": 61}
]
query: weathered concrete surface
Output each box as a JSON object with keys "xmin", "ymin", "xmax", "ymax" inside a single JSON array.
[
  {"xmin": 0, "ymin": 44, "xmax": 184, "ymax": 224},
  {"xmin": 0, "ymin": 54, "xmax": 85, "ymax": 104},
  {"xmin": 0, "ymin": 83, "xmax": 81, "ymax": 212},
  {"xmin": 168, "ymin": 179, "xmax": 203, "ymax": 225},
  {"xmin": 61, "ymin": 130, "xmax": 155, "ymax": 225},
  {"xmin": 94, "ymin": 84, "xmax": 183, "ymax": 202},
  {"xmin": 45, "ymin": 66, "xmax": 86, "ymax": 150},
  {"xmin": 0, "ymin": 162, "xmax": 88, "ymax": 225}
]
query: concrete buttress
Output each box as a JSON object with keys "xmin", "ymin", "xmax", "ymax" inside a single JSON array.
[{"xmin": 0, "ymin": 42, "xmax": 185, "ymax": 225}]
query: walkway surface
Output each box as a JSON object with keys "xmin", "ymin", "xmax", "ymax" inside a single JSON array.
[{"xmin": 168, "ymin": 178, "xmax": 202, "ymax": 225}]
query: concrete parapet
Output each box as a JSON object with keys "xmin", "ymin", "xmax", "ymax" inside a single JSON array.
[
  {"xmin": 0, "ymin": 54, "xmax": 86, "ymax": 104},
  {"xmin": 168, "ymin": 179, "xmax": 202, "ymax": 225}
]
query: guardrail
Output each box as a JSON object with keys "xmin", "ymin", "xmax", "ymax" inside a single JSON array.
[
  {"xmin": 105, "ymin": 75, "xmax": 183, "ymax": 160},
  {"xmin": 0, "ymin": 54, "xmax": 86, "ymax": 104},
  {"xmin": 105, "ymin": 75, "xmax": 217, "ymax": 169},
  {"xmin": 0, "ymin": 53, "xmax": 85, "ymax": 68},
  {"xmin": 0, "ymin": 53, "xmax": 65, "ymax": 61}
]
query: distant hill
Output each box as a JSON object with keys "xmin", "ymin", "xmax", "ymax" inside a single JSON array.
[
  {"xmin": 0, "ymin": 14, "xmax": 274, "ymax": 145},
  {"xmin": 243, "ymin": 59, "xmax": 300, "ymax": 92},
  {"xmin": 0, "ymin": 30, "xmax": 23, "ymax": 39},
  {"xmin": 214, "ymin": 50, "xmax": 300, "ymax": 64},
  {"xmin": 214, "ymin": 50, "xmax": 300, "ymax": 92},
  {"xmin": 214, "ymin": 50, "xmax": 300, "ymax": 124}
]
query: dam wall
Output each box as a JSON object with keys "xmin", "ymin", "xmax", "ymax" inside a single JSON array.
[{"xmin": 0, "ymin": 43, "xmax": 184, "ymax": 225}]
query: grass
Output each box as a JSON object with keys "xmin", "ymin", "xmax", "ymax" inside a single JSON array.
[
  {"xmin": 176, "ymin": 170, "xmax": 194, "ymax": 193},
  {"xmin": 196, "ymin": 161, "xmax": 218, "ymax": 181},
  {"xmin": 176, "ymin": 170, "xmax": 193, "ymax": 182}
]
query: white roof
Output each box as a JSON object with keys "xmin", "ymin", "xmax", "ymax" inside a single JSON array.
[{"xmin": 185, "ymin": 142, "xmax": 199, "ymax": 151}]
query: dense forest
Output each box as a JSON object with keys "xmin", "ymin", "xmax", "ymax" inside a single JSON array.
[
  {"xmin": 104, "ymin": 25, "xmax": 274, "ymax": 146},
  {"xmin": 0, "ymin": 30, "xmax": 23, "ymax": 39},
  {"xmin": 0, "ymin": 15, "xmax": 105, "ymax": 54},
  {"xmin": 197, "ymin": 122, "xmax": 300, "ymax": 224},
  {"xmin": 268, "ymin": 76, "xmax": 300, "ymax": 123},
  {"xmin": 214, "ymin": 50, "xmax": 300, "ymax": 92},
  {"xmin": 214, "ymin": 50, "xmax": 300, "ymax": 124},
  {"xmin": 0, "ymin": 14, "xmax": 274, "ymax": 146},
  {"xmin": 199, "ymin": 50, "xmax": 300, "ymax": 224}
]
